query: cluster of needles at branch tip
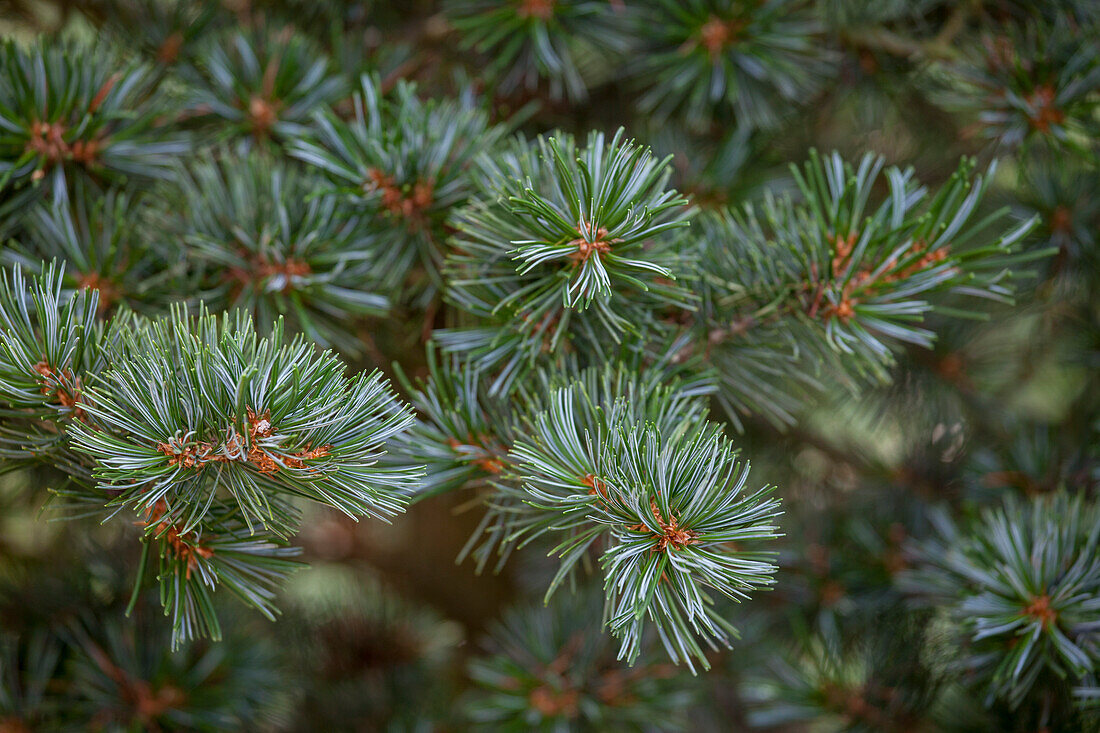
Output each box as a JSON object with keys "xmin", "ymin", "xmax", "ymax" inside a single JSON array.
[
  {"xmin": 156, "ymin": 407, "xmax": 331, "ymax": 474},
  {"xmin": 568, "ymin": 219, "xmax": 619, "ymax": 265}
]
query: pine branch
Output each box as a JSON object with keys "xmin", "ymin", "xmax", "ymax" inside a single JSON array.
[
  {"xmin": 467, "ymin": 374, "xmax": 779, "ymax": 671},
  {"xmin": 182, "ymin": 25, "xmax": 349, "ymax": 146},
  {"xmin": 899, "ymin": 491, "xmax": 1100, "ymax": 711},
  {"xmin": 0, "ymin": 38, "xmax": 187, "ymax": 215},
  {"xmin": 0, "ymin": 548, "xmax": 289, "ymax": 729},
  {"xmin": 0, "ymin": 264, "xmax": 424, "ymax": 645},
  {"xmin": 68, "ymin": 307, "xmax": 421, "ymax": 535},
  {"xmin": 2, "ymin": 183, "xmax": 182, "ymax": 315},
  {"xmin": 634, "ymin": 0, "xmax": 835, "ymax": 129},
  {"xmin": 388, "ymin": 344, "xmax": 517, "ymax": 500},
  {"xmin": 0, "ymin": 262, "xmax": 106, "ymax": 478},
  {"xmin": 388, "ymin": 338, "xmax": 716, "ymax": 504},
  {"xmin": 158, "ymin": 148, "xmax": 390, "ymax": 354},
  {"xmin": 466, "ymin": 589, "xmax": 699, "ymax": 729},
  {"xmin": 445, "ymin": 0, "xmax": 635, "ymax": 102},
  {"xmin": 145, "ymin": 504, "xmax": 303, "ymax": 648},
  {"xmin": 460, "ymin": 361, "xmax": 713, "ymax": 570},
  {"xmin": 743, "ymin": 614, "xmax": 938, "ymax": 731},
  {"xmin": 96, "ymin": 0, "xmax": 217, "ymax": 68},
  {"xmin": 694, "ymin": 151, "xmax": 1043, "ymax": 428},
  {"xmin": 927, "ymin": 16, "xmax": 1100, "ymax": 153},
  {"xmin": 290, "ymin": 74, "xmax": 504, "ymax": 300},
  {"xmin": 438, "ymin": 128, "xmax": 695, "ymax": 393}
]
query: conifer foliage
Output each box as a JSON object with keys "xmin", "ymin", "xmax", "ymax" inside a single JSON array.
[
  {"xmin": 0, "ymin": 39, "xmax": 185, "ymax": 215},
  {"xmin": 440, "ymin": 128, "xmax": 695, "ymax": 387},
  {"xmin": 0, "ymin": 1, "xmax": 1098, "ymax": 730},
  {"xmin": 291, "ymin": 74, "xmax": 504, "ymax": 298},
  {"xmin": 0, "ymin": 264, "xmax": 420, "ymax": 646}
]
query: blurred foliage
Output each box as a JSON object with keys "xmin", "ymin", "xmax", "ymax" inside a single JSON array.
[{"xmin": 0, "ymin": 0, "xmax": 1098, "ymax": 731}]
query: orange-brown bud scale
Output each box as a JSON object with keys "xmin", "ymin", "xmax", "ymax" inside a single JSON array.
[
  {"xmin": 33, "ymin": 359, "xmax": 85, "ymax": 419},
  {"xmin": 25, "ymin": 119, "xmax": 105, "ymax": 170},
  {"xmin": 517, "ymin": 0, "xmax": 555, "ymax": 22},
  {"xmin": 136, "ymin": 500, "xmax": 214, "ymax": 580},
  {"xmin": 567, "ymin": 221, "xmax": 620, "ymax": 265},
  {"xmin": 1023, "ymin": 594, "xmax": 1057, "ymax": 629},
  {"xmin": 528, "ymin": 685, "xmax": 578, "ymax": 717},
  {"xmin": 247, "ymin": 96, "xmax": 280, "ymax": 135},
  {"xmin": 364, "ymin": 168, "xmax": 435, "ymax": 222},
  {"xmin": 694, "ymin": 15, "xmax": 746, "ymax": 57},
  {"xmin": 630, "ymin": 499, "xmax": 700, "ymax": 553},
  {"xmin": 156, "ymin": 407, "xmax": 330, "ymax": 474},
  {"xmin": 1025, "ymin": 84, "xmax": 1065, "ymax": 133},
  {"xmin": 448, "ymin": 433, "xmax": 506, "ymax": 474}
]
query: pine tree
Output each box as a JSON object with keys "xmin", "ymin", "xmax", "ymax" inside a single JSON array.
[{"xmin": 1, "ymin": 2, "xmax": 1098, "ymax": 730}]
